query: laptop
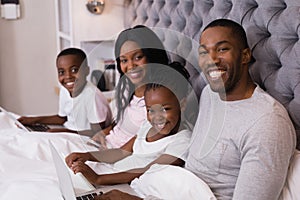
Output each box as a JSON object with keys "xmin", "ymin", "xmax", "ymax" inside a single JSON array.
[
  {"xmin": 0, "ymin": 106, "xmax": 64, "ymax": 132},
  {"xmin": 49, "ymin": 141, "xmax": 103, "ymax": 200}
]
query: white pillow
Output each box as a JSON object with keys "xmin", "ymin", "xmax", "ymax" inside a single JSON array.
[
  {"xmin": 130, "ymin": 164, "xmax": 216, "ymax": 200},
  {"xmin": 280, "ymin": 150, "xmax": 300, "ymax": 200}
]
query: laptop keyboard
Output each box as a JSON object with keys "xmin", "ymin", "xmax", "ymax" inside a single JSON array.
[
  {"xmin": 76, "ymin": 192, "xmax": 103, "ymax": 200},
  {"xmin": 26, "ymin": 123, "xmax": 49, "ymax": 132}
]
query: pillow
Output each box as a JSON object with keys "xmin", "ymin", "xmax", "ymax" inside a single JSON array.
[
  {"xmin": 130, "ymin": 164, "xmax": 216, "ymax": 200},
  {"xmin": 280, "ymin": 150, "xmax": 300, "ymax": 200}
]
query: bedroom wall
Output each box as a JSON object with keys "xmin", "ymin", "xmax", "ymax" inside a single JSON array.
[
  {"xmin": 0, "ymin": 0, "xmax": 58, "ymax": 115},
  {"xmin": 0, "ymin": 0, "xmax": 124, "ymax": 116}
]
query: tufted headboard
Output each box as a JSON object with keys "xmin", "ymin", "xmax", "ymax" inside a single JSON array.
[{"xmin": 123, "ymin": 0, "xmax": 300, "ymax": 149}]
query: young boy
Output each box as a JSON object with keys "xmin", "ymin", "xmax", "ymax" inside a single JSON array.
[
  {"xmin": 65, "ymin": 62, "xmax": 192, "ymax": 185},
  {"xmin": 18, "ymin": 48, "xmax": 112, "ymax": 137}
]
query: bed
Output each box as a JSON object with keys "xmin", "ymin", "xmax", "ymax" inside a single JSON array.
[
  {"xmin": 1, "ymin": 0, "xmax": 300, "ymax": 199},
  {"xmin": 0, "ymin": 112, "xmax": 137, "ymax": 200}
]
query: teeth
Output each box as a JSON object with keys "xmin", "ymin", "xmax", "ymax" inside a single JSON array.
[
  {"xmin": 209, "ymin": 70, "xmax": 224, "ymax": 78},
  {"xmin": 157, "ymin": 123, "xmax": 165, "ymax": 129},
  {"xmin": 128, "ymin": 70, "xmax": 142, "ymax": 79},
  {"xmin": 154, "ymin": 122, "xmax": 165, "ymax": 130},
  {"xmin": 65, "ymin": 82, "xmax": 74, "ymax": 86}
]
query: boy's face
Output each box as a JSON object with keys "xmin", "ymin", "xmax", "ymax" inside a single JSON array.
[
  {"xmin": 56, "ymin": 55, "xmax": 89, "ymax": 97},
  {"xmin": 145, "ymin": 87, "xmax": 181, "ymax": 136}
]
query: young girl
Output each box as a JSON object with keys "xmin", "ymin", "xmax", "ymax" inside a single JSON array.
[
  {"xmin": 92, "ymin": 25, "xmax": 170, "ymax": 148},
  {"xmin": 65, "ymin": 62, "xmax": 192, "ymax": 186}
]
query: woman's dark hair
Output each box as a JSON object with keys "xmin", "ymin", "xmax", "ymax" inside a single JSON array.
[{"xmin": 114, "ymin": 25, "xmax": 169, "ymax": 122}]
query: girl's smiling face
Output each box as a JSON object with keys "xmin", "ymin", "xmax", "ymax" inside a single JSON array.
[
  {"xmin": 119, "ymin": 40, "xmax": 148, "ymax": 86},
  {"xmin": 145, "ymin": 86, "xmax": 181, "ymax": 136}
]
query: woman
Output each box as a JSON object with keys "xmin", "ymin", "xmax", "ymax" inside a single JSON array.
[{"xmin": 93, "ymin": 25, "xmax": 169, "ymax": 148}]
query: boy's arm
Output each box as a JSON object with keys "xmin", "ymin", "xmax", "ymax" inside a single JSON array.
[
  {"xmin": 18, "ymin": 114, "xmax": 66, "ymax": 125},
  {"xmin": 46, "ymin": 127, "xmax": 77, "ymax": 133}
]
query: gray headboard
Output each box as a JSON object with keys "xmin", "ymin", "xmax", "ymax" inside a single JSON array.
[{"xmin": 123, "ymin": 0, "xmax": 300, "ymax": 149}]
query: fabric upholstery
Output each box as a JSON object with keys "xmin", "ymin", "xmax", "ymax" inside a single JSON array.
[{"xmin": 124, "ymin": 0, "xmax": 300, "ymax": 149}]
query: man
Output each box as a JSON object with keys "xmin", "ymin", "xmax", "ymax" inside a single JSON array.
[{"xmin": 95, "ymin": 19, "xmax": 296, "ymax": 200}]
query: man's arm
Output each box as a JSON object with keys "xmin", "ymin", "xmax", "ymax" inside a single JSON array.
[
  {"xmin": 94, "ymin": 190, "xmax": 162, "ymax": 200},
  {"xmin": 233, "ymin": 115, "xmax": 296, "ymax": 200},
  {"xmin": 95, "ymin": 189, "xmax": 142, "ymax": 200}
]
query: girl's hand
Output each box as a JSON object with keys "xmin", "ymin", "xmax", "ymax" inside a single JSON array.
[
  {"xmin": 65, "ymin": 152, "xmax": 90, "ymax": 168},
  {"xmin": 71, "ymin": 161, "xmax": 99, "ymax": 185}
]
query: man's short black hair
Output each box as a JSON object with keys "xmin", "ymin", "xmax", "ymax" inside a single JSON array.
[{"xmin": 203, "ymin": 19, "xmax": 249, "ymax": 49}]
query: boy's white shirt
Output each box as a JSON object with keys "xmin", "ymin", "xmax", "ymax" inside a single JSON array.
[{"xmin": 58, "ymin": 82, "xmax": 111, "ymax": 131}]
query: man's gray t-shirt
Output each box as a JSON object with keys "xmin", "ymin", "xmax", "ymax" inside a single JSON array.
[{"xmin": 186, "ymin": 85, "xmax": 296, "ymax": 200}]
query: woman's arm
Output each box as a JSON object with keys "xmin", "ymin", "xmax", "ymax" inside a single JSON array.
[
  {"xmin": 91, "ymin": 124, "xmax": 114, "ymax": 147},
  {"xmin": 76, "ymin": 122, "xmax": 107, "ymax": 137}
]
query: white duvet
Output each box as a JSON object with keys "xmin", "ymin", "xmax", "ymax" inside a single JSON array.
[
  {"xmin": 1, "ymin": 112, "xmax": 299, "ymax": 200},
  {"xmin": 0, "ymin": 112, "xmax": 99, "ymax": 200}
]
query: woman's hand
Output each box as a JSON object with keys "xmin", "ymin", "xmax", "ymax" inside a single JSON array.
[
  {"xmin": 92, "ymin": 131, "xmax": 107, "ymax": 149},
  {"xmin": 65, "ymin": 152, "xmax": 91, "ymax": 168}
]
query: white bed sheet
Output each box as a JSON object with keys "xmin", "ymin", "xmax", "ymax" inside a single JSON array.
[
  {"xmin": 1, "ymin": 112, "xmax": 299, "ymax": 200},
  {"xmin": 0, "ymin": 112, "xmax": 135, "ymax": 200}
]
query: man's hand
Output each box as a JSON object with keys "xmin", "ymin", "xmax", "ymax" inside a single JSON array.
[{"xmin": 94, "ymin": 189, "xmax": 142, "ymax": 200}]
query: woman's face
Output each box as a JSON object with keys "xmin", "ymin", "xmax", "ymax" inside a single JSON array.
[{"xmin": 119, "ymin": 41, "xmax": 148, "ymax": 86}]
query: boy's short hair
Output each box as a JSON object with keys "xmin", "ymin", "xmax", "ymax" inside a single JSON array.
[
  {"xmin": 56, "ymin": 47, "xmax": 88, "ymax": 68},
  {"xmin": 146, "ymin": 61, "xmax": 191, "ymax": 101}
]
